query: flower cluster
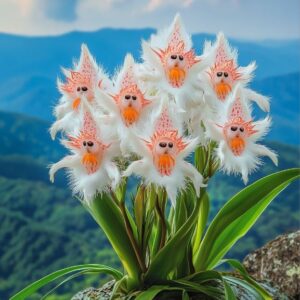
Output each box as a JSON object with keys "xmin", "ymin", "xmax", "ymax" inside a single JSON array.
[{"xmin": 49, "ymin": 14, "xmax": 277, "ymax": 205}]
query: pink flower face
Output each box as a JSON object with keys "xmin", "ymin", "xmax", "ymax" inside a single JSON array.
[
  {"xmin": 60, "ymin": 46, "xmax": 99, "ymax": 110},
  {"xmin": 209, "ymin": 60, "xmax": 240, "ymax": 101},
  {"xmin": 146, "ymin": 128, "xmax": 187, "ymax": 176},
  {"xmin": 68, "ymin": 112, "xmax": 109, "ymax": 174},
  {"xmin": 163, "ymin": 51, "xmax": 188, "ymax": 88},
  {"xmin": 154, "ymin": 47, "xmax": 198, "ymax": 88},
  {"xmin": 208, "ymin": 35, "xmax": 242, "ymax": 101},
  {"xmin": 113, "ymin": 56, "xmax": 151, "ymax": 126},
  {"xmin": 152, "ymin": 136, "xmax": 178, "ymax": 176},
  {"xmin": 61, "ymin": 71, "xmax": 96, "ymax": 110},
  {"xmin": 151, "ymin": 19, "xmax": 199, "ymax": 88},
  {"xmin": 80, "ymin": 139, "xmax": 104, "ymax": 174},
  {"xmin": 115, "ymin": 86, "xmax": 146, "ymax": 126},
  {"xmin": 223, "ymin": 117, "xmax": 256, "ymax": 156},
  {"xmin": 221, "ymin": 94, "xmax": 257, "ymax": 156}
]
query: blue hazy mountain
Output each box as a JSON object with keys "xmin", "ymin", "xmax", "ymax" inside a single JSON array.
[
  {"xmin": 0, "ymin": 28, "xmax": 299, "ymax": 80},
  {"xmin": 0, "ymin": 28, "xmax": 299, "ymax": 144},
  {"xmin": 252, "ymin": 72, "xmax": 300, "ymax": 145}
]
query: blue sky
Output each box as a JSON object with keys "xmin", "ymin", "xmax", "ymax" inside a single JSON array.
[{"xmin": 0, "ymin": 0, "xmax": 299, "ymax": 40}]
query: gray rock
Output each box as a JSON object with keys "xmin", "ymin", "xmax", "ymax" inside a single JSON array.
[
  {"xmin": 71, "ymin": 280, "xmax": 114, "ymax": 300},
  {"xmin": 243, "ymin": 231, "xmax": 300, "ymax": 299}
]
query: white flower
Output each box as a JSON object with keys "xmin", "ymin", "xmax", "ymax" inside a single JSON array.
[
  {"xmin": 123, "ymin": 106, "xmax": 205, "ymax": 206},
  {"xmin": 49, "ymin": 108, "xmax": 120, "ymax": 203},
  {"xmin": 139, "ymin": 14, "xmax": 211, "ymax": 115},
  {"xmin": 50, "ymin": 44, "xmax": 111, "ymax": 139},
  {"xmin": 207, "ymin": 86, "xmax": 278, "ymax": 184},
  {"xmin": 95, "ymin": 54, "xmax": 156, "ymax": 155},
  {"xmin": 201, "ymin": 32, "xmax": 269, "ymax": 112}
]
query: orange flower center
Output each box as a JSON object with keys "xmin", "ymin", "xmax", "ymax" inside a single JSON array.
[
  {"xmin": 156, "ymin": 154, "xmax": 175, "ymax": 176},
  {"xmin": 82, "ymin": 153, "xmax": 101, "ymax": 174},
  {"xmin": 122, "ymin": 107, "xmax": 139, "ymax": 126},
  {"xmin": 168, "ymin": 67, "xmax": 186, "ymax": 88},
  {"xmin": 214, "ymin": 82, "xmax": 232, "ymax": 100},
  {"xmin": 72, "ymin": 97, "xmax": 81, "ymax": 110},
  {"xmin": 229, "ymin": 137, "xmax": 245, "ymax": 156}
]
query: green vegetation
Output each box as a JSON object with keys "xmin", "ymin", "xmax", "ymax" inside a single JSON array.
[{"xmin": 0, "ymin": 111, "xmax": 299, "ymax": 299}]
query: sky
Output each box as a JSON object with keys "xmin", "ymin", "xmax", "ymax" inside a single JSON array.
[{"xmin": 0, "ymin": 0, "xmax": 299, "ymax": 40}]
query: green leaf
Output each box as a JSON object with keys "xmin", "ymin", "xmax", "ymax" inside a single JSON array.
[
  {"xmin": 173, "ymin": 191, "xmax": 191, "ymax": 278},
  {"xmin": 192, "ymin": 191, "xmax": 209, "ymax": 255},
  {"xmin": 134, "ymin": 185, "xmax": 145, "ymax": 246},
  {"xmin": 145, "ymin": 189, "xmax": 206, "ymax": 283},
  {"xmin": 110, "ymin": 276, "xmax": 129, "ymax": 300},
  {"xmin": 185, "ymin": 270, "xmax": 237, "ymax": 299},
  {"xmin": 182, "ymin": 290, "xmax": 190, "ymax": 300},
  {"xmin": 185, "ymin": 270, "xmax": 222, "ymax": 283},
  {"xmin": 223, "ymin": 281, "xmax": 237, "ymax": 300},
  {"xmin": 10, "ymin": 264, "xmax": 122, "ymax": 300},
  {"xmin": 150, "ymin": 218, "xmax": 162, "ymax": 257},
  {"xmin": 41, "ymin": 269, "xmax": 100, "ymax": 300},
  {"xmin": 224, "ymin": 276, "xmax": 264, "ymax": 300},
  {"xmin": 135, "ymin": 285, "xmax": 182, "ymax": 300},
  {"xmin": 194, "ymin": 168, "xmax": 300, "ymax": 270},
  {"xmin": 174, "ymin": 191, "xmax": 188, "ymax": 232},
  {"xmin": 171, "ymin": 279, "xmax": 223, "ymax": 299},
  {"xmin": 87, "ymin": 194, "xmax": 142, "ymax": 284},
  {"xmin": 221, "ymin": 259, "xmax": 272, "ymax": 299},
  {"xmin": 194, "ymin": 145, "xmax": 206, "ymax": 174}
]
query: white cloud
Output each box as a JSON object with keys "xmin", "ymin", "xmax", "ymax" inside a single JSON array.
[
  {"xmin": 0, "ymin": 0, "xmax": 299, "ymax": 39},
  {"xmin": 145, "ymin": 0, "xmax": 193, "ymax": 12}
]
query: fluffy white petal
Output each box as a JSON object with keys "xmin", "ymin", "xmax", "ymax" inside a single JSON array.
[
  {"xmin": 243, "ymin": 88, "xmax": 270, "ymax": 112},
  {"xmin": 205, "ymin": 120, "xmax": 223, "ymax": 142},
  {"xmin": 104, "ymin": 162, "xmax": 121, "ymax": 189},
  {"xmin": 181, "ymin": 162, "xmax": 206, "ymax": 197},
  {"xmin": 123, "ymin": 159, "xmax": 149, "ymax": 178},
  {"xmin": 165, "ymin": 184, "xmax": 178, "ymax": 207},
  {"xmin": 239, "ymin": 61, "xmax": 256, "ymax": 85},
  {"xmin": 241, "ymin": 162, "xmax": 249, "ymax": 184},
  {"xmin": 177, "ymin": 137, "xmax": 200, "ymax": 160},
  {"xmin": 94, "ymin": 88, "xmax": 119, "ymax": 114},
  {"xmin": 253, "ymin": 144, "xmax": 278, "ymax": 166},
  {"xmin": 216, "ymin": 141, "xmax": 262, "ymax": 184},
  {"xmin": 250, "ymin": 116, "xmax": 272, "ymax": 142},
  {"xmin": 49, "ymin": 155, "xmax": 79, "ymax": 182}
]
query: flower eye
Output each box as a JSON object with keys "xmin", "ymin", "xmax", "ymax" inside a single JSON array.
[
  {"xmin": 132, "ymin": 95, "xmax": 137, "ymax": 100},
  {"xmin": 125, "ymin": 95, "xmax": 131, "ymax": 100},
  {"xmin": 217, "ymin": 72, "xmax": 223, "ymax": 77},
  {"xmin": 87, "ymin": 141, "xmax": 94, "ymax": 147},
  {"xmin": 168, "ymin": 142, "xmax": 173, "ymax": 148},
  {"xmin": 159, "ymin": 142, "xmax": 167, "ymax": 148},
  {"xmin": 82, "ymin": 86, "xmax": 88, "ymax": 91},
  {"xmin": 240, "ymin": 127, "xmax": 244, "ymax": 132},
  {"xmin": 83, "ymin": 141, "xmax": 87, "ymax": 146},
  {"xmin": 77, "ymin": 87, "xmax": 81, "ymax": 92},
  {"xmin": 231, "ymin": 126, "xmax": 238, "ymax": 131},
  {"xmin": 178, "ymin": 55, "xmax": 184, "ymax": 61},
  {"xmin": 171, "ymin": 55, "xmax": 177, "ymax": 60},
  {"xmin": 224, "ymin": 72, "xmax": 228, "ymax": 78}
]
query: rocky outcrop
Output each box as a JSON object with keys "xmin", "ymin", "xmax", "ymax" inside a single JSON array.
[
  {"xmin": 243, "ymin": 231, "xmax": 300, "ymax": 299},
  {"xmin": 71, "ymin": 280, "xmax": 115, "ymax": 300}
]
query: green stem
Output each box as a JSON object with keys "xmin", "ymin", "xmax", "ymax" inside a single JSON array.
[
  {"xmin": 155, "ymin": 196, "xmax": 167, "ymax": 250},
  {"xmin": 114, "ymin": 192, "xmax": 147, "ymax": 274}
]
